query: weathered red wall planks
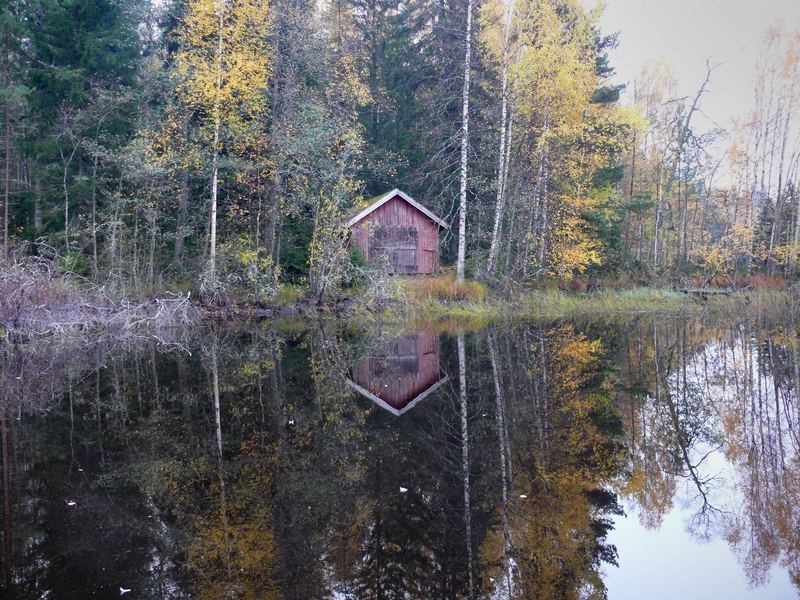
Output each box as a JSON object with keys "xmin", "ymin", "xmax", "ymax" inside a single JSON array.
[
  {"xmin": 351, "ymin": 194, "xmax": 440, "ymax": 274},
  {"xmin": 351, "ymin": 332, "xmax": 441, "ymax": 410}
]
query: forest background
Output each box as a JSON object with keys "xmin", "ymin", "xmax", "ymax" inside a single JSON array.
[{"xmin": 1, "ymin": 0, "xmax": 799, "ymax": 306}]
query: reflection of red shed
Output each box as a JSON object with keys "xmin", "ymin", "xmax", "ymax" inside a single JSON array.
[
  {"xmin": 348, "ymin": 189, "xmax": 448, "ymax": 274},
  {"xmin": 347, "ymin": 331, "xmax": 447, "ymax": 416}
]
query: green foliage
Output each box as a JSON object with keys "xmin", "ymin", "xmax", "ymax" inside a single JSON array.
[
  {"xmin": 217, "ymin": 237, "xmax": 281, "ymax": 300},
  {"xmin": 348, "ymin": 246, "xmax": 368, "ymax": 270},
  {"xmin": 25, "ymin": 0, "xmax": 142, "ymax": 123},
  {"xmin": 2, "ymin": 0, "xmax": 797, "ymax": 307},
  {"xmin": 591, "ymin": 165, "xmax": 625, "ymax": 188},
  {"xmin": 275, "ymin": 283, "xmax": 305, "ymax": 306},
  {"xmin": 59, "ymin": 249, "xmax": 90, "ymax": 275}
]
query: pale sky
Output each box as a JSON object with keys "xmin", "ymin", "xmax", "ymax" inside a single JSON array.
[{"xmin": 591, "ymin": 0, "xmax": 800, "ymax": 133}]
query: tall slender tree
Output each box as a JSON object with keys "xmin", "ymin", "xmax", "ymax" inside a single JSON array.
[
  {"xmin": 176, "ymin": 0, "xmax": 272, "ymax": 295},
  {"xmin": 456, "ymin": 0, "xmax": 474, "ymax": 283}
]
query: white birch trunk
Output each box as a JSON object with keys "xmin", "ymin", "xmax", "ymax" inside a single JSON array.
[
  {"xmin": 767, "ymin": 102, "xmax": 793, "ymax": 275},
  {"xmin": 208, "ymin": 5, "xmax": 224, "ymax": 290},
  {"xmin": 536, "ymin": 146, "xmax": 549, "ymax": 270},
  {"xmin": 456, "ymin": 0, "xmax": 473, "ymax": 283}
]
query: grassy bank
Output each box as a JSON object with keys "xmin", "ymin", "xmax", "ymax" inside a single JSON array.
[
  {"xmin": 528, "ymin": 287, "xmax": 797, "ymax": 322},
  {"xmin": 375, "ymin": 275, "xmax": 799, "ymax": 325}
]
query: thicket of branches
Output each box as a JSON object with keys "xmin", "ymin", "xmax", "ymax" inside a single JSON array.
[{"xmin": 0, "ymin": 243, "xmax": 197, "ymax": 338}]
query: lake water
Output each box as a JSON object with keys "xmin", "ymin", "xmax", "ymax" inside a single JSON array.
[{"xmin": 1, "ymin": 314, "xmax": 799, "ymax": 599}]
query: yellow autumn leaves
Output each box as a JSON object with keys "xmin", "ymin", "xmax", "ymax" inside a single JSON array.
[
  {"xmin": 481, "ymin": 0, "xmax": 643, "ymax": 279},
  {"xmin": 176, "ymin": 0, "xmax": 273, "ymax": 148}
]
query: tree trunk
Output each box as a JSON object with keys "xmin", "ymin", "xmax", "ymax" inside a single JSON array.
[
  {"xmin": 1, "ymin": 407, "xmax": 11, "ymax": 586},
  {"xmin": 536, "ymin": 143, "xmax": 549, "ymax": 270},
  {"xmin": 174, "ymin": 165, "xmax": 189, "ymax": 265},
  {"xmin": 3, "ymin": 96, "xmax": 9, "ymax": 260},
  {"xmin": 628, "ymin": 130, "xmax": 637, "ymax": 256},
  {"xmin": 149, "ymin": 196, "xmax": 158, "ymax": 287},
  {"xmin": 211, "ymin": 340, "xmax": 233, "ymax": 580},
  {"xmin": 208, "ymin": 6, "xmax": 225, "ymax": 291},
  {"xmin": 62, "ymin": 150, "xmax": 70, "ymax": 253},
  {"xmin": 91, "ymin": 154, "xmax": 99, "ymax": 280},
  {"xmin": 767, "ymin": 105, "xmax": 793, "ymax": 276},
  {"xmin": 33, "ymin": 173, "xmax": 42, "ymax": 234},
  {"xmin": 2, "ymin": 27, "xmax": 9, "ymax": 259},
  {"xmin": 653, "ymin": 169, "xmax": 663, "ymax": 267},
  {"xmin": 456, "ymin": 0, "xmax": 473, "ymax": 283}
]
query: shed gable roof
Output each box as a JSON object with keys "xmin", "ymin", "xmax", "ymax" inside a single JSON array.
[
  {"xmin": 346, "ymin": 376, "xmax": 450, "ymax": 416},
  {"xmin": 347, "ymin": 188, "xmax": 449, "ymax": 229}
]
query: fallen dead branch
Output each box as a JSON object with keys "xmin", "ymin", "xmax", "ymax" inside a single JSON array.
[{"xmin": 0, "ymin": 243, "xmax": 199, "ymax": 340}]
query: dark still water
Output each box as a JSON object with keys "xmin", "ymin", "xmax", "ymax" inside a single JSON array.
[{"xmin": 1, "ymin": 316, "xmax": 799, "ymax": 599}]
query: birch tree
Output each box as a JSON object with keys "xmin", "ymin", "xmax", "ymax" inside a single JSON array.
[
  {"xmin": 456, "ymin": 0, "xmax": 474, "ymax": 283},
  {"xmin": 483, "ymin": 0, "xmax": 516, "ymax": 278},
  {"xmin": 176, "ymin": 0, "xmax": 272, "ymax": 296}
]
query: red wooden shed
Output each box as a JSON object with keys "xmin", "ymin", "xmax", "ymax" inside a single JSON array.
[
  {"xmin": 348, "ymin": 189, "xmax": 448, "ymax": 274},
  {"xmin": 347, "ymin": 331, "xmax": 448, "ymax": 416}
]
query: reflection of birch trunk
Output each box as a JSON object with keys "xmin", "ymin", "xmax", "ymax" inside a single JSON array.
[
  {"xmin": 488, "ymin": 332, "xmax": 511, "ymax": 597},
  {"xmin": 539, "ymin": 331, "xmax": 549, "ymax": 457},
  {"xmin": 95, "ymin": 366, "xmax": 105, "ymax": 467},
  {"xmin": 457, "ymin": 331, "xmax": 473, "ymax": 597},
  {"xmin": 792, "ymin": 337, "xmax": 800, "ymax": 447},
  {"xmin": 211, "ymin": 342, "xmax": 232, "ymax": 581},
  {"xmin": 151, "ymin": 345, "xmax": 160, "ymax": 410},
  {"xmin": 2, "ymin": 408, "xmax": 11, "ymax": 585},
  {"xmin": 527, "ymin": 330, "xmax": 544, "ymax": 453},
  {"xmin": 69, "ymin": 379, "xmax": 75, "ymax": 464},
  {"xmin": 502, "ymin": 335, "xmax": 516, "ymax": 486},
  {"xmin": 766, "ymin": 339, "xmax": 786, "ymax": 469}
]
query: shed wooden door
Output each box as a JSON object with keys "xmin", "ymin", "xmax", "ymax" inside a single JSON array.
[{"xmin": 370, "ymin": 225, "xmax": 418, "ymax": 273}]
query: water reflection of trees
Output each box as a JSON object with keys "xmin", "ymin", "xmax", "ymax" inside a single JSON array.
[
  {"xmin": 489, "ymin": 324, "xmax": 624, "ymax": 600},
  {"xmin": 19, "ymin": 319, "xmax": 800, "ymax": 596},
  {"xmin": 0, "ymin": 334, "xmax": 197, "ymax": 598},
  {"xmin": 616, "ymin": 320, "xmax": 800, "ymax": 589},
  {"xmin": 1, "ymin": 321, "xmax": 632, "ymax": 599}
]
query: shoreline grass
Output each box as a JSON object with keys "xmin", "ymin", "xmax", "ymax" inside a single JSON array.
[
  {"xmin": 528, "ymin": 288, "xmax": 692, "ymax": 319},
  {"xmin": 377, "ymin": 276, "xmax": 799, "ymax": 326},
  {"xmin": 526, "ymin": 287, "xmax": 797, "ymax": 322}
]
